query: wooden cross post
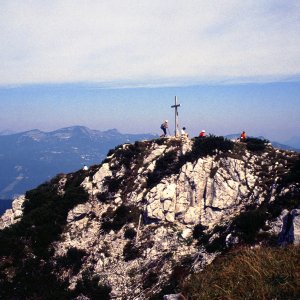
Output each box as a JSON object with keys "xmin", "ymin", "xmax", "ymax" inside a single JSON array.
[{"xmin": 171, "ymin": 96, "xmax": 181, "ymax": 137}]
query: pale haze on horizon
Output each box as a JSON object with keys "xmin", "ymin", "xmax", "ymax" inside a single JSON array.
[{"xmin": 0, "ymin": 1, "xmax": 299, "ymax": 144}]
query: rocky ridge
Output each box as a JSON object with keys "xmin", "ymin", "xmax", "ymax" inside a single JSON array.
[{"xmin": 0, "ymin": 136, "xmax": 299, "ymax": 300}]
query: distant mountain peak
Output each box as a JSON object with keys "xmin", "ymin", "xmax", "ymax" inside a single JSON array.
[
  {"xmin": 59, "ymin": 125, "xmax": 89, "ymax": 130},
  {"xmin": 22, "ymin": 129, "xmax": 46, "ymax": 141},
  {"xmin": 54, "ymin": 125, "xmax": 93, "ymax": 133},
  {"xmin": 0, "ymin": 126, "xmax": 156, "ymax": 199}
]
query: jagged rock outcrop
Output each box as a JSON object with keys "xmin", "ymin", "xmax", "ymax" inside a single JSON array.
[
  {"xmin": 0, "ymin": 195, "xmax": 26, "ymax": 230},
  {"xmin": 0, "ymin": 136, "xmax": 299, "ymax": 300}
]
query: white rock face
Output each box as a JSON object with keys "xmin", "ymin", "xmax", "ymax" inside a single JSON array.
[
  {"xmin": 143, "ymin": 145, "xmax": 167, "ymax": 165},
  {"xmin": 0, "ymin": 195, "xmax": 26, "ymax": 230},
  {"xmin": 67, "ymin": 203, "xmax": 92, "ymax": 223},
  {"xmin": 82, "ymin": 163, "xmax": 112, "ymax": 194},
  {"xmin": 143, "ymin": 154, "xmax": 257, "ymax": 229}
]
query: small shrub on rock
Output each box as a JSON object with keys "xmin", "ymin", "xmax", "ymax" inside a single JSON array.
[
  {"xmin": 107, "ymin": 177, "xmax": 123, "ymax": 193},
  {"xmin": 147, "ymin": 150, "xmax": 179, "ymax": 188},
  {"xmin": 189, "ymin": 135, "xmax": 234, "ymax": 161},
  {"xmin": 245, "ymin": 137, "xmax": 269, "ymax": 152},
  {"xmin": 193, "ymin": 224, "xmax": 208, "ymax": 240},
  {"xmin": 73, "ymin": 270, "xmax": 111, "ymax": 300},
  {"xmin": 233, "ymin": 209, "xmax": 267, "ymax": 243},
  {"xmin": 123, "ymin": 241, "xmax": 142, "ymax": 261},
  {"xmin": 124, "ymin": 228, "xmax": 137, "ymax": 240},
  {"xmin": 281, "ymin": 159, "xmax": 300, "ymax": 185},
  {"xmin": 96, "ymin": 191, "xmax": 110, "ymax": 203},
  {"xmin": 101, "ymin": 204, "xmax": 141, "ymax": 233},
  {"xmin": 57, "ymin": 247, "xmax": 86, "ymax": 274},
  {"xmin": 143, "ymin": 271, "xmax": 159, "ymax": 289},
  {"xmin": 205, "ymin": 235, "xmax": 227, "ymax": 253}
]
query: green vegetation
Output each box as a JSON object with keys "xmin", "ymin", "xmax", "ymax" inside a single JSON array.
[
  {"xmin": 281, "ymin": 158, "xmax": 300, "ymax": 186},
  {"xmin": 147, "ymin": 150, "xmax": 180, "ymax": 188},
  {"xmin": 56, "ymin": 247, "xmax": 87, "ymax": 275},
  {"xmin": 245, "ymin": 137, "xmax": 269, "ymax": 152},
  {"xmin": 111, "ymin": 140, "xmax": 151, "ymax": 170},
  {"xmin": 123, "ymin": 241, "xmax": 142, "ymax": 261},
  {"xmin": 105, "ymin": 176, "xmax": 123, "ymax": 193},
  {"xmin": 192, "ymin": 224, "xmax": 209, "ymax": 240},
  {"xmin": 143, "ymin": 271, "xmax": 159, "ymax": 289},
  {"xmin": 183, "ymin": 245, "xmax": 300, "ymax": 300},
  {"xmin": 71, "ymin": 270, "xmax": 111, "ymax": 300},
  {"xmin": 232, "ymin": 209, "xmax": 268, "ymax": 244},
  {"xmin": 189, "ymin": 135, "xmax": 234, "ymax": 161},
  {"xmin": 149, "ymin": 256, "xmax": 193, "ymax": 300},
  {"xmin": 103, "ymin": 140, "xmax": 153, "ymax": 200},
  {"xmin": 96, "ymin": 191, "xmax": 111, "ymax": 203},
  {"xmin": 192, "ymin": 223, "xmax": 228, "ymax": 253},
  {"xmin": 124, "ymin": 227, "xmax": 137, "ymax": 239},
  {"xmin": 101, "ymin": 204, "xmax": 141, "ymax": 233},
  {"xmin": 0, "ymin": 170, "xmax": 90, "ymax": 299}
]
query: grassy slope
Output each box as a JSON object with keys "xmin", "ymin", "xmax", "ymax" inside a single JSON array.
[{"xmin": 183, "ymin": 245, "xmax": 300, "ymax": 300}]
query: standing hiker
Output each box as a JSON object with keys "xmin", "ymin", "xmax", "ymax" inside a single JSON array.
[{"xmin": 160, "ymin": 120, "xmax": 169, "ymax": 137}]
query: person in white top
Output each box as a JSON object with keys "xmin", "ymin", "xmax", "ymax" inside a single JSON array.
[{"xmin": 181, "ymin": 127, "xmax": 189, "ymax": 138}]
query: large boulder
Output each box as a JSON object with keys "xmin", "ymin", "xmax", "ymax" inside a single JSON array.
[{"xmin": 278, "ymin": 208, "xmax": 300, "ymax": 246}]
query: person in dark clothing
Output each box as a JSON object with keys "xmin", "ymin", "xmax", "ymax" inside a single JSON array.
[{"xmin": 160, "ymin": 120, "xmax": 168, "ymax": 137}]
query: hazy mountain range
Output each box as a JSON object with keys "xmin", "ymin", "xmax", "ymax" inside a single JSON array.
[
  {"xmin": 285, "ymin": 136, "xmax": 300, "ymax": 149},
  {"xmin": 0, "ymin": 126, "xmax": 157, "ymax": 203}
]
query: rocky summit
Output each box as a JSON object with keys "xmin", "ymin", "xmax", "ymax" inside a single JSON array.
[{"xmin": 0, "ymin": 136, "xmax": 299, "ymax": 300}]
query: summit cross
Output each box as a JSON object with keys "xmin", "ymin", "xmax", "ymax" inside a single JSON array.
[{"xmin": 171, "ymin": 96, "xmax": 181, "ymax": 137}]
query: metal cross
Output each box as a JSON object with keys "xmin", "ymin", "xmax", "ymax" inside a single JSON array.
[{"xmin": 171, "ymin": 96, "xmax": 181, "ymax": 137}]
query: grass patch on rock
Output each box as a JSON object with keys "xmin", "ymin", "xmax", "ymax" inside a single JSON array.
[{"xmin": 183, "ymin": 245, "xmax": 300, "ymax": 300}]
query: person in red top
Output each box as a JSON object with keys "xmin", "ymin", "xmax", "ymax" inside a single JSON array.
[
  {"xmin": 240, "ymin": 131, "xmax": 247, "ymax": 141},
  {"xmin": 199, "ymin": 130, "xmax": 206, "ymax": 137}
]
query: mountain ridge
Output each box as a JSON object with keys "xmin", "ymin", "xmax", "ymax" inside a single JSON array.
[
  {"xmin": 0, "ymin": 126, "xmax": 157, "ymax": 200},
  {"xmin": 0, "ymin": 136, "xmax": 299, "ymax": 299}
]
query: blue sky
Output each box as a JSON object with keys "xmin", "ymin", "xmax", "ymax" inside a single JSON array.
[{"xmin": 0, "ymin": 1, "xmax": 300, "ymax": 143}]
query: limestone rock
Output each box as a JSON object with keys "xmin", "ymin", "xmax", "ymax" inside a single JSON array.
[
  {"xmin": 143, "ymin": 145, "xmax": 167, "ymax": 165},
  {"xmin": 292, "ymin": 209, "xmax": 300, "ymax": 245},
  {"xmin": 278, "ymin": 208, "xmax": 300, "ymax": 246},
  {"xmin": 164, "ymin": 293, "xmax": 187, "ymax": 300},
  {"xmin": 67, "ymin": 203, "xmax": 92, "ymax": 222},
  {"xmin": 0, "ymin": 195, "xmax": 26, "ymax": 230}
]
